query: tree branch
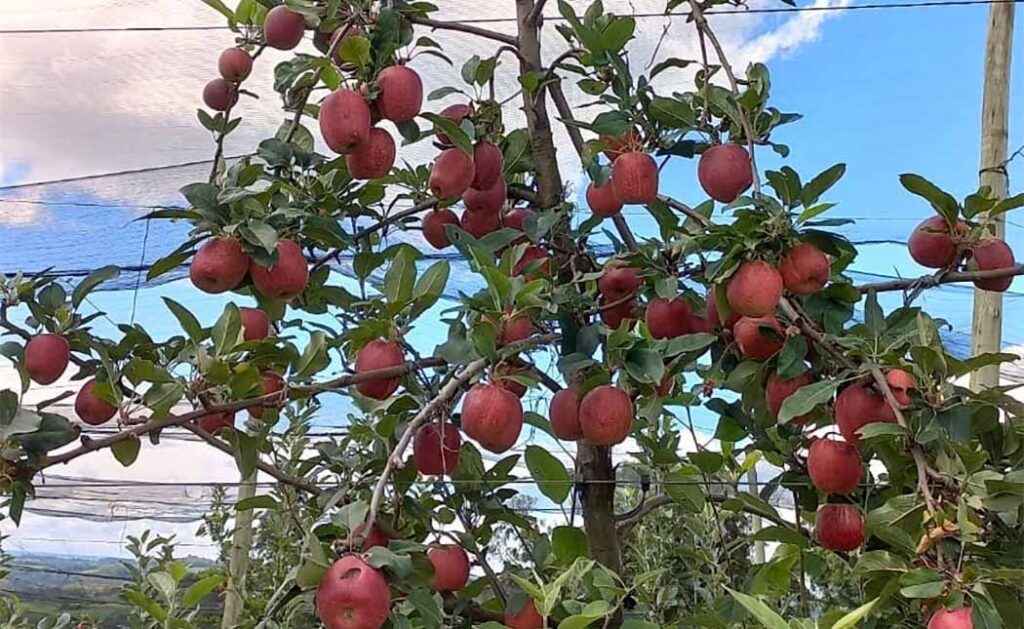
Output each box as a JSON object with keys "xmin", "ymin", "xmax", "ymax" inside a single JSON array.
[
  {"xmin": 182, "ymin": 422, "xmax": 323, "ymax": 496},
  {"xmin": 616, "ymin": 492, "xmax": 810, "ymax": 538},
  {"xmin": 408, "ymin": 15, "xmax": 518, "ymax": 47},
  {"xmin": 526, "ymin": 0, "xmax": 548, "ymax": 26},
  {"xmin": 283, "ymin": 23, "xmax": 353, "ymax": 144},
  {"xmin": 855, "ymin": 264, "xmax": 1024, "ymax": 294}
]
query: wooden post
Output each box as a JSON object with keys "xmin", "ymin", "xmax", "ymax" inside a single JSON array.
[
  {"xmin": 221, "ymin": 471, "xmax": 257, "ymax": 628},
  {"xmin": 746, "ymin": 468, "xmax": 764, "ymax": 563},
  {"xmin": 970, "ymin": 3, "xmax": 1014, "ymax": 391}
]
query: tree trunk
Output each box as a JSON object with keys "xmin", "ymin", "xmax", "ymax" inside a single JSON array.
[
  {"xmin": 514, "ymin": 0, "xmax": 625, "ymax": 606},
  {"xmin": 221, "ymin": 471, "xmax": 257, "ymax": 628}
]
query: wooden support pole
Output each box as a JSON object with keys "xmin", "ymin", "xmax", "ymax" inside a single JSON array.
[{"xmin": 970, "ymin": 3, "xmax": 1015, "ymax": 392}]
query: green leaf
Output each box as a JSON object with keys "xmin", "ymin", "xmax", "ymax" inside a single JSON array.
[
  {"xmin": 831, "ymin": 597, "xmax": 880, "ymax": 629},
  {"xmin": 230, "ymin": 431, "xmax": 258, "ymax": 478},
  {"xmin": 236, "ymin": 495, "xmax": 279, "ymax": 511},
  {"xmin": 182, "ymin": 574, "xmax": 224, "ymax": 608},
  {"xmin": 525, "ymin": 445, "xmax": 571, "ymax": 504},
  {"xmin": 624, "ymin": 348, "xmax": 665, "ymax": 384},
  {"xmin": 294, "ymin": 331, "xmax": 328, "ymax": 379},
  {"xmin": 725, "ymin": 588, "xmax": 789, "ymax": 629},
  {"xmin": 383, "ymin": 247, "xmax": 418, "ymax": 306},
  {"xmin": 407, "ymin": 589, "xmax": 443, "ymax": 627},
  {"xmin": 558, "ymin": 600, "xmax": 611, "ymax": 629},
  {"xmin": 857, "ymin": 422, "xmax": 906, "ymax": 440},
  {"xmin": 776, "ymin": 336, "xmax": 808, "ymax": 379},
  {"xmin": 411, "ymin": 260, "xmax": 449, "ymax": 317},
  {"xmin": 778, "ymin": 380, "xmax": 839, "ymax": 424},
  {"xmin": 14, "ymin": 413, "xmax": 78, "ymax": 455},
  {"xmin": 649, "ymin": 58, "xmax": 693, "ymax": 78},
  {"xmin": 752, "ymin": 525, "xmax": 808, "ymax": 548},
  {"xmin": 649, "ymin": 96, "xmax": 695, "ymax": 129},
  {"xmin": 971, "ymin": 594, "xmax": 1003, "ymax": 629},
  {"xmin": 551, "ymin": 526, "xmax": 589, "ymax": 564},
  {"xmin": 72, "ymin": 265, "xmax": 120, "ymax": 308},
  {"xmin": 111, "ymin": 438, "xmax": 141, "ymax": 467},
  {"xmin": 899, "ymin": 568, "xmax": 944, "ymax": 599},
  {"xmin": 899, "ymin": 173, "xmax": 960, "ymax": 225},
  {"xmin": 148, "ymin": 571, "xmax": 177, "ymax": 603},
  {"xmin": 211, "ymin": 303, "xmax": 242, "ymax": 356},
  {"xmin": 123, "ymin": 590, "xmax": 167, "ymax": 622},
  {"xmin": 664, "ymin": 333, "xmax": 716, "ymax": 356},
  {"xmin": 339, "ymin": 35, "xmax": 371, "ymax": 67},
  {"xmin": 801, "ymin": 163, "xmax": 846, "ymax": 207},
  {"xmin": 690, "ymin": 451, "xmax": 724, "ymax": 474},
  {"xmin": 590, "ymin": 111, "xmax": 630, "ymax": 136},
  {"xmin": 664, "ymin": 466, "xmax": 705, "ymax": 512},
  {"xmin": 37, "ymin": 283, "xmax": 67, "ymax": 310},
  {"xmin": 162, "ymin": 298, "xmax": 204, "ymax": 343},
  {"xmin": 421, "ymin": 112, "xmax": 473, "ymax": 155}
]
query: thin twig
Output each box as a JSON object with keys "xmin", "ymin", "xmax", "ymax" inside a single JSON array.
[
  {"xmin": 856, "ymin": 264, "xmax": 1024, "ymax": 294},
  {"xmin": 408, "ymin": 15, "xmax": 518, "ymax": 47}
]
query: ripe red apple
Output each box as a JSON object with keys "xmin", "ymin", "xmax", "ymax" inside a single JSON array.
[
  {"xmin": 549, "ymin": 388, "xmax": 582, "ymax": 440},
  {"xmin": 75, "ymin": 378, "xmax": 118, "ymax": 426},
  {"xmin": 346, "ymin": 128, "xmax": 395, "ymax": 180},
  {"xmin": 239, "ymin": 307, "xmax": 271, "ymax": 341},
  {"xmin": 765, "ymin": 370, "xmax": 813, "ymax": 421},
  {"xmin": 733, "ymin": 316, "xmax": 784, "ymax": 360},
  {"xmin": 374, "ymin": 65, "xmax": 422, "ymax": 123},
  {"xmin": 586, "ymin": 180, "xmax": 623, "ymax": 218},
  {"xmin": 249, "ymin": 371, "xmax": 285, "ymax": 420},
  {"xmin": 600, "ymin": 298, "xmax": 639, "ymax": 328},
  {"xmin": 598, "ymin": 262, "xmax": 642, "ymax": 300},
  {"xmin": 815, "ymin": 504, "xmax": 865, "ymax": 552},
  {"xmin": 808, "ymin": 438, "xmax": 863, "ymax": 495},
  {"xmin": 969, "ymin": 238, "xmax": 1015, "ymax": 292},
  {"xmin": 835, "ymin": 383, "xmax": 897, "ymax": 446},
  {"xmin": 472, "ymin": 141, "xmax": 504, "ymax": 189},
  {"xmin": 422, "ymin": 209, "xmax": 459, "ymax": 248},
  {"xmin": 316, "ymin": 555, "xmax": 391, "ymax": 629},
  {"xmin": 202, "ymin": 78, "xmax": 237, "ymax": 112},
  {"xmin": 436, "ymin": 103, "xmax": 474, "ymax": 145},
  {"xmin": 698, "ymin": 144, "xmax": 753, "ymax": 203},
  {"xmin": 353, "ymin": 523, "xmax": 390, "ymax": 549},
  {"xmin": 885, "ymin": 368, "xmax": 915, "ymax": 406},
  {"xmin": 928, "ymin": 607, "xmax": 973, "ymax": 629},
  {"xmin": 579, "ymin": 385, "xmax": 633, "ymax": 446},
  {"xmin": 908, "ymin": 216, "xmax": 963, "ymax": 269},
  {"xmin": 463, "ymin": 178, "xmax": 507, "ymax": 214},
  {"xmin": 427, "ymin": 544, "xmax": 470, "ymax": 592},
  {"xmin": 493, "ymin": 363, "xmax": 528, "ymax": 399},
  {"xmin": 190, "ymin": 237, "xmax": 249, "ymax": 294},
  {"xmin": 611, "ymin": 152, "xmax": 658, "ymax": 205},
  {"xmin": 460, "ymin": 208, "xmax": 502, "ymax": 239},
  {"xmin": 218, "ymin": 48, "xmax": 252, "ymax": 83},
  {"xmin": 646, "ymin": 297, "xmax": 690, "ymax": 339},
  {"xmin": 502, "ymin": 207, "xmax": 533, "ymax": 235},
  {"xmin": 498, "ymin": 311, "xmax": 532, "ymax": 344},
  {"xmin": 705, "ymin": 289, "xmax": 740, "ymax": 331},
  {"xmin": 688, "ymin": 313, "xmax": 713, "ymax": 334},
  {"xmin": 429, "ymin": 148, "xmax": 476, "ymax": 201},
  {"xmin": 250, "ymin": 239, "xmax": 309, "ymax": 300},
  {"xmin": 461, "ymin": 383, "xmax": 523, "ymax": 453},
  {"xmin": 778, "ymin": 243, "xmax": 830, "ymax": 295},
  {"xmin": 354, "ymin": 339, "xmax": 404, "ymax": 400},
  {"xmin": 413, "ymin": 423, "xmax": 461, "ymax": 475},
  {"xmin": 726, "ymin": 261, "xmax": 783, "ymax": 317},
  {"xmin": 25, "ymin": 333, "xmax": 70, "ymax": 385},
  {"xmin": 505, "ymin": 599, "xmax": 544, "ymax": 629},
  {"xmin": 513, "ymin": 246, "xmax": 551, "ymax": 280},
  {"xmin": 264, "ymin": 5, "xmax": 306, "ymax": 50},
  {"xmin": 320, "ymin": 90, "xmax": 372, "ymax": 154},
  {"xmin": 601, "ymin": 128, "xmax": 641, "ymax": 161},
  {"xmin": 198, "ymin": 411, "xmax": 235, "ymax": 435}
]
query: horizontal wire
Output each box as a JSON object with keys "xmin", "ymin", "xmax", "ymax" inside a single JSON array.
[
  {"xmin": 6, "ymin": 564, "xmax": 134, "ymax": 582},
  {"xmin": 0, "ymin": 0, "xmax": 1017, "ymax": 35}
]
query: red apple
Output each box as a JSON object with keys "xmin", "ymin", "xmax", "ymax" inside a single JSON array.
[
  {"xmin": 549, "ymin": 388, "xmax": 583, "ymax": 441},
  {"xmin": 505, "ymin": 599, "xmax": 544, "ymax": 629},
  {"xmin": 969, "ymin": 238, "xmax": 1015, "ymax": 292},
  {"xmin": 264, "ymin": 5, "xmax": 306, "ymax": 50},
  {"xmin": 249, "ymin": 371, "xmax": 285, "ymax": 420},
  {"xmin": 320, "ymin": 89, "xmax": 372, "ymax": 154},
  {"xmin": 498, "ymin": 311, "xmax": 532, "ymax": 345},
  {"xmin": 25, "ymin": 333, "xmax": 70, "ymax": 385},
  {"xmin": 586, "ymin": 180, "xmax": 623, "ymax": 218},
  {"xmin": 218, "ymin": 48, "xmax": 252, "ymax": 83},
  {"xmin": 579, "ymin": 385, "xmax": 633, "ymax": 446},
  {"xmin": 460, "ymin": 208, "xmax": 502, "ymax": 239},
  {"xmin": 436, "ymin": 103, "xmax": 474, "ymax": 145},
  {"xmin": 461, "ymin": 383, "xmax": 523, "ymax": 453},
  {"xmin": 346, "ymin": 127, "xmax": 396, "ymax": 180},
  {"xmin": 885, "ymin": 368, "xmax": 915, "ymax": 406},
  {"xmin": 601, "ymin": 128, "xmax": 641, "ymax": 161},
  {"xmin": 472, "ymin": 141, "xmax": 504, "ymax": 189},
  {"xmin": 75, "ymin": 378, "xmax": 118, "ymax": 426},
  {"xmin": 733, "ymin": 316, "xmax": 784, "ymax": 360},
  {"xmin": 190, "ymin": 237, "xmax": 249, "ymax": 294},
  {"xmin": 202, "ymin": 78, "xmax": 237, "ymax": 112},
  {"xmin": 413, "ymin": 423, "xmax": 462, "ymax": 476},
  {"xmin": 645, "ymin": 297, "xmax": 690, "ymax": 339},
  {"xmin": 726, "ymin": 261, "xmax": 783, "ymax": 317},
  {"xmin": 778, "ymin": 243, "xmax": 830, "ymax": 295},
  {"xmin": 422, "ymin": 209, "xmax": 460, "ymax": 249},
  {"xmin": 597, "ymin": 262, "xmax": 642, "ymax": 301},
  {"xmin": 249, "ymin": 239, "xmax": 309, "ymax": 300},
  {"xmin": 198, "ymin": 411, "xmax": 235, "ymax": 435},
  {"xmin": 353, "ymin": 523, "xmax": 390, "ymax": 550},
  {"xmin": 513, "ymin": 246, "xmax": 551, "ymax": 280},
  {"xmin": 835, "ymin": 383, "xmax": 896, "ymax": 446},
  {"xmin": 815, "ymin": 503, "xmax": 864, "ymax": 552},
  {"xmin": 354, "ymin": 339, "xmax": 404, "ymax": 400},
  {"xmin": 429, "ymin": 148, "xmax": 476, "ymax": 201},
  {"xmin": 427, "ymin": 544, "xmax": 470, "ymax": 592},
  {"xmin": 908, "ymin": 216, "xmax": 963, "ymax": 269},
  {"xmin": 928, "ymin": 607, "xmax": 973, "ymax": 629},
  {"xmin": 463, "ymin": 177, "xmax": 507, "ymax": 214},
  {"xmin": 808, "ymin": 438, "xmax": 863, "ymax": 495},
  {"xmin": 374, "ymin": 65, "xmax": 423, "ymax": 123},
  {"xmin": 316, "ymin": 555, "xmax": 391, "ymax": 629},
  {"xmin": 239, "ymin": 307, "xmax": 271, "ymax": 341},
  {"xmin": 611, "ymin": 152, "xmax": 658, "ymax": 205},
  {"xmin": 705, "ymin": 289, "xmax": 740, "ymax": 331},
  {"xmin": 765, "ymin": 370, "xmax": 813, "ymax": 422},
  {"xmin": 698, "ymin": 143, "xmax": 753, "ymax": 203}
]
